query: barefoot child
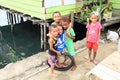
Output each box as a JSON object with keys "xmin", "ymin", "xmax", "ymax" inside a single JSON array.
[
  {"xmin": 86, "ymin": 11, "xmax": 102, "ymax": 64},
  {"xmin": 61, "ymin": 16, "xmax": 77, "ymax": 71},
  {"xmin": 47, "ymin": 25, "xmax": 61, "ymax": 77},
  {"xmin": 56, "ymin": 24, "xmax": 66, "ymax": 52}
]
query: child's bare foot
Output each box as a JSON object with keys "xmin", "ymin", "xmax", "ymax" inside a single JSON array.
[
  {"xmin": 51, "ymin": 73, "xmax": 57, "ymax": 77},
  {"xmin": 87, "ymin": 59, "xmax": 92, "ymax": 63},
  {"xmin": 93, "ymin": 60, "xmax": 98, "ymax": 65},
  {"xmin": 71, "ymin": 66, "xmax": 77, "ymax": 71}
]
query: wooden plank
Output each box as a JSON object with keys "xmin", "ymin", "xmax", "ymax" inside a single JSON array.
[
  {"xmin": 0, "ymin": 0, "xmax": 43, "ymax": 19},
  {"xmin": 103, "ymin": 19, "xmax": 120, "ymax": 27},
  {"xmin": 0, "ymin": 1, "xmax": 43, "ymax": 19},
  {"xmin": 101, "ymin": 51, "xmax": 120, "ymax": 73},
  {"xmin": 0, "ymin": 0, "xmax": 42, "ymax": 13},
  {"xmin": 87, "ymin": 64, "xmax": 120, "ymax": 80},
  {"xmin": 87, "ymin": 51, "xmax": 120, "ymax": 80},
  {"xmin": 46, "ymin": 9, "xmax": 76, "ymax": 19},
  {"xmin": 46, "ymin": 4, "xmax": 76, "ymax": 13}
]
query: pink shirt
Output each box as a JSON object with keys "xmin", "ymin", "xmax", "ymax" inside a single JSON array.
[{"xmin": 86, "ymin": 22, "xmax": 102, "ymax": 43}]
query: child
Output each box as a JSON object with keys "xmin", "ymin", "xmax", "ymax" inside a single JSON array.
[
  {"xmin": 52, "ymin": 11, "xmax": 61, "ymax": 25},
  {"xmin": 56, "ymin": 24, "xmax": 66, "ymax": 52},
  {"xmin": 47, "ymin": 11, "xmax": 61, "ymax": 36},
  {"xmin": 47, "ymin": 24, "xmax": 61, "ymax": 77},
  {"xmin": 52, "ymin": 11, "xmax": 72, "ymax": 30},
  {"xmin": 86, "ymin": 11, "xmax": 102, "ymax": 65},
  {"xmin": 61, "ymin": 16, "xmax": 77, "ymax": 71}
]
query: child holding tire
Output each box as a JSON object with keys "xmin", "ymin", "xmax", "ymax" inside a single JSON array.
[{"xmin": 61, "ymin": 16, "xmax": 77, "ymax": 71}]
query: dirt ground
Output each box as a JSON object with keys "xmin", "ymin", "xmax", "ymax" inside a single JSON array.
[{"xmin": 26, "ymin": 35, "xmax": 118, "ymax": 80}]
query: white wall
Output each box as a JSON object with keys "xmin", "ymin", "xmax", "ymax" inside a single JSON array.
[
  {"xmin": 44, "ymin": 0, "xmax": 75, "ymax": 8},
  {"xmin": 0, "ymin": 9, "xmax": 8, "ymax": 26}
]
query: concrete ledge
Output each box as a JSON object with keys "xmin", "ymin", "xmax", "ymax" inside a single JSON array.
[{"xmin": 0, "ymin": 52, "xmax": 47, "ymax": 80}]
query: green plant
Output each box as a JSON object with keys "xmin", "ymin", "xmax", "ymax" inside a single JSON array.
[{"xmin": 75, "ymin": 0, "xmax": 110, "ymax": 22}]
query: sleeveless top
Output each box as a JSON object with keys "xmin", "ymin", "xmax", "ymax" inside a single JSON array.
[{"xmin": 49, "ymin": 38, "xmax": 58, "ymax": 56}]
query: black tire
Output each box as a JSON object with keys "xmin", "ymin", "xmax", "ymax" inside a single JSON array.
[{"xmin": 47, "ymin": 52, "xmax": 74, "ymax": 71}]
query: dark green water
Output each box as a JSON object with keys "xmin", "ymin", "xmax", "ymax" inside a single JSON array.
[{"xmin": 0, "ymin": 21, "xmax": 42, "ymax": 68}]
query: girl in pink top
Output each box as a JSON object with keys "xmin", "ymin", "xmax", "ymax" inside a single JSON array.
[{"xmin": 86, "ymin": 11, "xmax": 102, "ymax": 65}]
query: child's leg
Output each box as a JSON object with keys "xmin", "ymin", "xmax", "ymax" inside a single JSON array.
[
  {"xmin": 48, "ymin": 56, "xmax": 57, "ymax": 77},
  {"xmin": 71, "ymin": 56, "xmax": 77, "ymax": 71},
  {"xmin": 86, "ymin": 42, "xmax": 92, "ymax": 62},
  {"xmin": 88, "ymin": 48, "xmax": 92, "ymax": 62},
  {"xmin": 50, "ymin": 66, "xmax": 57, "ymax": 77},
  {"xmin": 92, "ymin": 43, "xmax": 98, "ymax": 65},
  {"xmin": 93, "ymin": 51, "xmax": 97, "ymax": 65}
]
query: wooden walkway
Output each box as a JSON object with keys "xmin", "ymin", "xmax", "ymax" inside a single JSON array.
[{"xmin": 87, "ymin": 51, "xmax": 120, "ymax": 80}]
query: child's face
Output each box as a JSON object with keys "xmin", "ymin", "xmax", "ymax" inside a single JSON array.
[
  {"xmin": 61, "ymin": 21, "xmax": 69, "ymax": 30},
  {"xmin": 50, "ymin": 27, "xmax": 58, "ymax": 37},
  {"xmin": 57, "ymin": 26, "xmax": 63, "ymax": 35},
  {"xmin": 90, "ymin": 14, "xmax": 98, "ymax": 23},
  {"xmin": 53, "ymin": 13, "xmax": 61, "ymax": 23}
]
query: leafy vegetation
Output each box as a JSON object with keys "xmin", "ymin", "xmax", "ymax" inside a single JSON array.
[{"xmin": 75, "ymin": 0, "xmax": 113, "ymax": 23}]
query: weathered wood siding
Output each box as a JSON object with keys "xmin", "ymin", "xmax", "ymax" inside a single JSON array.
[{"xmin": 0, "ymin": 0, "xmax": 43, "ymax": 19}]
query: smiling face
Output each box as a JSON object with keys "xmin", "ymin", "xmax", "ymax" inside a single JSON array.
[
  {"xmin": 50, "ymin": 27, "xmax": 58, "ymax": 38},
  {"xmin": 57, "ymin": 25, "xmax": 63, "ymax": 35},
  {"xmin": 61, "ymin": 21, "xmax": 69, "ymax": 30},
  {"xmin": 61, "ymin": 16, "xmax": 70, "ymax": 30},
  {"xmin": 53, "ymin": 13, "xmax": 61, "ymax": 23}
]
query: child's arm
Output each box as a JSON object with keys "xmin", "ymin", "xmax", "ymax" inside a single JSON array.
[
  {"xmin": 48, "ymin": 38, "xmax": 61, "ymax": 55},
  {"xmin": 86, "ymin": 30, "xmax": 88, "ymax": 42},
  {"xmin": 66, "ymin": 31, "xmax": 75, "ymax": 40},
  {"xmin": 97, "ymin": 29, "xmax": 101, "ymax": 44},
  {"xmin": 66, "ymin": 22, "xmax": 72, "ymax": 32}
]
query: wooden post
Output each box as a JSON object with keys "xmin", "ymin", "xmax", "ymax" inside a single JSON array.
[
  {"xmin": 43, "ymin": 23, "xmax": 46, "ymax": 50},
  {"xmin": 61, "ymin": 0, "xmax": 64, "ymax": 6},
  {"xmin": 9, "ymin": 13, "xmax": 14, "ymax": 33},
  {"xmin": 75, "ymin": 0, "xmax": 78, "ymax": 16},
  {"xmin": 40, "ymin": 24, "xmax": 43, "ymax": 50},
  {"xmin": 13, "ymin": 13, "xmax": 16, "ymax": 24},
  {"xmin": 17, "ymin": 14, "xmax": 20, "ymax": 23},
  {"xmin": 70, "ymin": 11, "xmax": 74, "ymax": 27},
  {"xmin": 6, "ymin": 11, "xmax": 10, "ymax": 25},
  {"xmin": 42, "ymin": 0, "xmax": 47, "ymax": 50}
]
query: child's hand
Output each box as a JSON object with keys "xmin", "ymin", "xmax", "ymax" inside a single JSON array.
[
  {"xmin": 66, "ymin": 31, "xmax": 70, "ymax": 37},
  {"xmin": 47, "ymin": 33, "xmax": 52, "ymax": 37},
  {"xmin": 57, "ymin": 51, "xmax": 61, "ymax": 56}
]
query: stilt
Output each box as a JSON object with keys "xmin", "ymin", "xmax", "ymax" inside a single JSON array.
[
  {"xmin": 13, "ymin": 13, "xmax": 17, "ymax": 24},
  {"xmin": 43, "ymin": 23, "xmax": 46, "ymax": 50},
  {"xmin": 40, "ymin": 22, "xmax": 49, "ymax": 50},
  {"xmin": 17, "ymin": 14, "xmax": 20, "ymax": 23},
  {"xmin": 9, "ymin": 13, "xmax": 14, "ymax": 33},
  {"xmin": 20, "ymin": 16, "xmax": 24, "ymax": 23},
  {"xmin": 6, "ymin": 11, "xmax": 10, "ymax": 25},
  {"xmin": 70, "ymin": 11, "xmax": 74, "ymax": 27},
  {"xmin": 43, "ymin": 22, "xmax": 49, "ymax": 50},
  {"xmin": 40, "ymin": 24, "xmax": 43, "ymax": 50}
]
